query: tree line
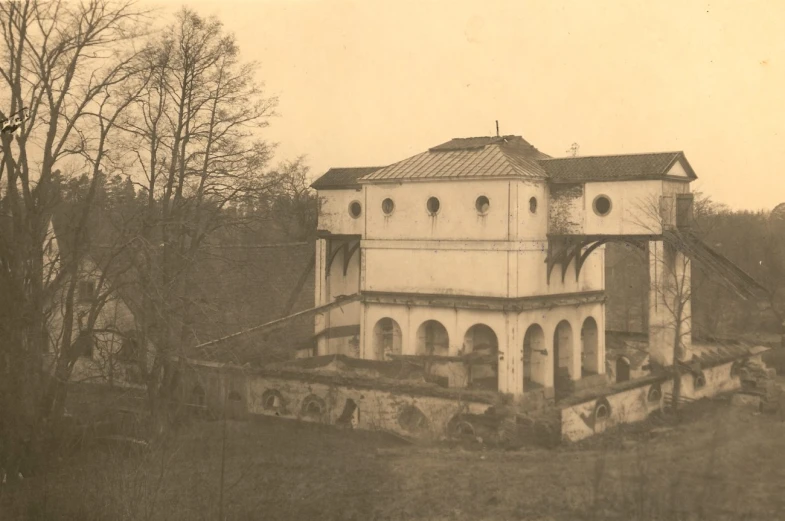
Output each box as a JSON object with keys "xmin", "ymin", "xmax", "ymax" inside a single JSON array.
[{"xmin": 0, "ymin": 0, "xmax": 316, "ymax": 480}]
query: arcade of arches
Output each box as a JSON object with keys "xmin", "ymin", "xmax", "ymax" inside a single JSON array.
[{"xmin": 370, "ymin": 314, "xmax": 601, "ymax": 398}]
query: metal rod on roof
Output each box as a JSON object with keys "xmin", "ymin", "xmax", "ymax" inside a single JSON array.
[{"xmin": 495, "ymin": 120, "xmax": 499, "ymax": 137}]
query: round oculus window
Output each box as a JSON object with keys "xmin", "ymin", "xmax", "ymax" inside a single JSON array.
[
  {"xmin": 475, "ymin": 195, "xmax": 490, "ymax": 214},
  {"xmin": 529, "ymin": 196, "xmax": 538, "ymax": 214},
  {"xmin": 349, "ymin": 201, "xmax": 362, "ymax": 218},
  {"xmin": 593, "ymin": 195, "xmax": 612, "ymax": 216},
  {"xmin": 426, "ymin": 196, "xmax": 440, "ymax": 215},
  {"xmin": 382, "ymin": 198, "xmax": 394, "ymax": 215}
]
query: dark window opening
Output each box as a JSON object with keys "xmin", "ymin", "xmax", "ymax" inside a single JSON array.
[
  {"xmin": 382, "ymin": 198, "xmax": 395, "ymax": 215},
  {"xmin": 593, "ymin": 195, "xmax": 612, "ymax": 216},
  {"xmin": 426, "ymin": 196, "xmax": 440, "ymax": 215},
  {"xmin": 694, "ymin": 372, "xmax": 706, "ymax": 389},
  {"xmin": 529, "ymin": 196, "xmax": 538, "ymax": 214},
  {"xmin": 676, "ymin": 194, "xmax": 694, "ymax": 229},
  {"xmin": 616, "ymin": 357, "xmax": 630, "ymax": 382},
  {"xmin": 79, "ymin": 280, "xmax": 96, "ymax": 303},
  {"xmin": 117, "ymin": 333, "xmax": 139, "ymax": 363},
  {"xmin": 349, "ymin": 201, "xmax": 362, "ymax": 218},
  {"xmin": 475, "ymin": 195, "xmax": 490, "ymax": 214},
  {"xmin": 337, "ymin": 399, "xmax": 359, "ymax": 426},
  {"xmin": 75, "ymin": 331, "xmax": 94, "ymax": 359}
]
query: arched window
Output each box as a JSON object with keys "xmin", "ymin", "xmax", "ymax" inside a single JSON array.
[
  {"xmin": 372, "ymin": 318, "xmax": 402, "ymax": 360},
  {"xmin": 581, "ymin": 317, "xmax": 599, "ymax": 376},
  {"xmin": 553, "ymin": 320, "xmax": 575, "ymax": 396},
  {"xmin": 463, "ymin": 324, "xmax": 499, "ymax": 391},
  {"xmin": 416, "ymin": 320, "xmax": 449, "ymax": 356},
  {"xmin": 523, "ymin": 324, "xmax": 547, "ymax": 388}
]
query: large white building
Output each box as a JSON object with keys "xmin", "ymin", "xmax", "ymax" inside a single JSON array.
[{"xmin": 310, "ymin": 135, "xmax": 701, "ymax": 400}]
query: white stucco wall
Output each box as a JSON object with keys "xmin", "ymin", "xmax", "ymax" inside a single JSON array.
[
  {"xmin": 583, "ymin": 180, "xmax": 664, "ymax": 236},
  {"xmin": 364, "ymin": 179, "xmax": 519, "ymax": 242},
  {"xmin": 317, "ymin": 189, "xmax": 365, "ymax": 236},
  {"xmin": 360, "ymin": 299, "xmax": 605, "ymax": 397}
]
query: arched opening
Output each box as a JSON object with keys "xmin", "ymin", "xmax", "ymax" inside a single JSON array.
[
  {"xmin": 616, "ymin": 356, "xmax": 631, "ymax": 382},
  {"xmin": 301, "ymin": 395, "xmax": 326, "ymax": 420},
  {"xmin": 416, "ymin": 320, "xmax": 449, "ymax": 356},
  {"xmin": 398, "ymin": 405, "xmax": 429, "ymax": 434},
  {"xmin": 581, "ymin": 317, "xmax": 599, "ymax": 376},
  {"xmin": 523, "ymin": 324, "xmax": 547, "ymax": 389},
  {"xmin": 463, "ymin": 324, "xmax": 498, "ymax": 390},
  {"xmin": 553, "ymin": 320, "xmax": 574, "ymax": 397},
  {"xmin": 262, "ymin": 389, "xmax": 284, "ymax": 415},
  {"xmin": 372, "ymin": 318, "xmax": 402, "ymax": 360}
]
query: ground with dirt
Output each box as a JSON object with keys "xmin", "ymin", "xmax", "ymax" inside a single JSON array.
[{"xmin": 2, "ymin": 385, "xmax": 785, "ymax": 521}]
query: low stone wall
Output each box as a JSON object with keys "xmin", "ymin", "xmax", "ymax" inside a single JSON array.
[
  {"xmin": 179, "ymin": 361, "xmax": 494, "ymax": 439},
  {"xmin": 561, "ymin": 377, "xmax": 668, "ymax": 442},
  {"xmin": 561, "ymin": 359, "xmax": 745, "ymax": 442}
]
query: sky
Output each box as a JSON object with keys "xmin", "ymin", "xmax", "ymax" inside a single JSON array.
[{"xmin": 155, "ymin": 0, "xmax": 785, "ymax": 211}]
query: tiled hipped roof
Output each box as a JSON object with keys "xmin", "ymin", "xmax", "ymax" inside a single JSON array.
[
  {"xmin": 310, "ymin": 167, "xmax": 382, "ymax": 190},
  {"xmin": 309, "ymin": 135, "xmax": 698, "ymax": 188},
  {"xmin": 360, "ymin": 136, "xmax": 549, "ymax": 182},
  {"xmin": 538, "ymin": 152, "xmax": 697, "ymax": 183}
]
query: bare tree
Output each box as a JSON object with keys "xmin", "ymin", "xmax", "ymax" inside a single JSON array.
[
  {"xmin": 632, "ymin": 192, "xmax": 720, "ymax": 408},
  {"xmin": 116, "ymin": 7, "xmax": 279, "ymax": 427},
  {"xmin": 0, "ymin": 0, "xmax": 147, "ymax": 477}
]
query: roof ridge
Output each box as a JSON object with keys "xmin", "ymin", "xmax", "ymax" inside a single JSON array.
[{"xmin": 539, "ymin": 151, "xmax": 683, "ymax": 161}]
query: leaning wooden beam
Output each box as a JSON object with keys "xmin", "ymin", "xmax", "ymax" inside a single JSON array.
[{"xmin": 193, "ymin": 294, "xmax": 362, "ymax": 349}]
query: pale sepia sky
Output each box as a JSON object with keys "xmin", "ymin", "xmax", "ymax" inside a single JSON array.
[{"xmin": 163, "ymin": 0, "xmax": 785, "ymax": 211}]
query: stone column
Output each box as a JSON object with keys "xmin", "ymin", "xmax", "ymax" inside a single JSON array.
[{"xmin": 648, "ymin": 240, "xmax": 692, "ymax": 366}]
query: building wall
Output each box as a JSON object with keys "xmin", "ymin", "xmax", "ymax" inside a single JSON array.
[
  {"xmin": 516, "ymin": 245, "xmax": 605, "ymax": 297},
  {"xmin": 583, "ymin": 180, "xmax": 664, "ymax": 236},
  {"xmin": 363, "ymin": 245, "xmax": 510, "ymax": 297},
  {"xmin": 364, "ymin": 179, "xmax": 521, "ymax": 242},
  {"xmin": 317, "ymin": 189, "xmax": 366, "ymax": 236},
  {"xmin": 360, "ymin": 299, "xmax": 605, "ymax": 397},
  {"xmin": 315, "ymin": 238, "xmax": 362, "ymax": 355},
  {"xmin": 549, "ymin": 180, "xmax": 667, "ymax": 236}
]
